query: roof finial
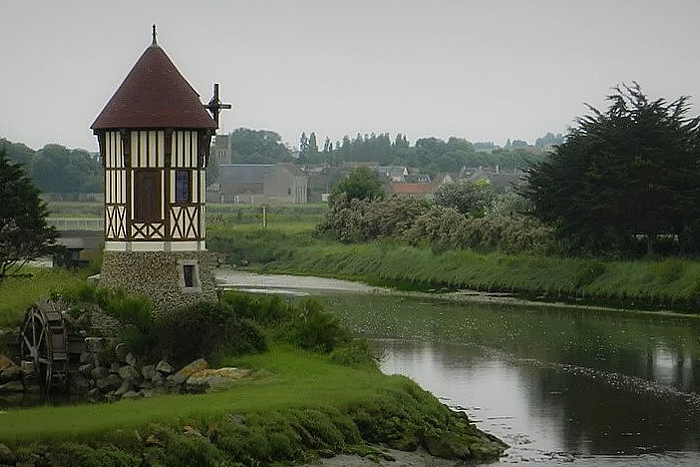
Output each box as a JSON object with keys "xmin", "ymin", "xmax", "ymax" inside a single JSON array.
[{"xmin": 152, "ymin": 24, "xmax": 157, "ymax": 45}]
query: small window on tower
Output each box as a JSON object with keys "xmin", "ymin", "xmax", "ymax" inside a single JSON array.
[
  {"xmin": 183, "ymin": 264, "xmax": 194, "ymax": 287},
  {"xmin": 175, "ymin": 170, "xmax": 191, "ymax": 204},
  {"xmin": 179, "ymin": 259, "xmax": 201, "ymax": 293}
]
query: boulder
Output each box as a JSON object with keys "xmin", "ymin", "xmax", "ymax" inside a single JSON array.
[
  {"xmin": 139, "ymin": 380, "xmax": 154, "ymax": 390},
  {"xmin": 84, "ymin": 337, "xmax": 105, "ymax": 353},
  {"xmin": 151, "ymin": 373, "xmax": 164, "ymax": 386},
  {"xmin": 78, "ymin": 363, "xmax": 95, "ymax": 378},
  {"xmin": 125, "ymin": 352, "xmax": 137, "ymax": 366},
  {"xmin": 173, "ymin": 358, "xmax": 209, "ymax": 384},
  {"xmin": 141, "ymin": 388, "xmax": 157, "ymax": 399},
  {"xmin": 109, "ymin": 362, "xmax": 121, "ymax": 374},
  {"xmin": 121, "ymin": 390, "xmax": 143, "ymax": 400},
  {"xmin": 118, "ymin": 365, "xmax": 140, "ymax": 382},
  {"xmin": 0, "ymin": 380, "xmax": 24, "ymax": 393},
  {"xmin": 96, "ymin": 374, "xmax": 121, "ymax": 393},
  {"xmin": 155, "ymin": 360, "xmax": 173, "ymax": 375},
  {"xmin": 186, "ymin": 368, "xmax": 253, "ymax": 391},
  {"xmin": 90, "ymin": 366, "xmax": 108, "ymax": 381},
  {"xmin": 0, "ymin": 443, "xmax": 16, "ymax": 465},
  {"xmin": 0, "ymin": 365, "xmax": 23, "ymax": 383},
  {"xmin": 141, "ymin": 364, "xmax": 156, "ymax": 380},
  {"xmin": 114, "ymin": 381, "xmax": 132, "ymax": 397},
  {"xmin": 0, "ymin": 355, "xmax": 13, "ymax": 372},
  {"xmin": 114, "ymin": 343, "xmax": 129, "ymax": 362}
]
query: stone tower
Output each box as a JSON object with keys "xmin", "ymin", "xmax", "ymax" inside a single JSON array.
[{"xmin": 91, "ymin": 27, "xmax": 229, "ymax": 314}]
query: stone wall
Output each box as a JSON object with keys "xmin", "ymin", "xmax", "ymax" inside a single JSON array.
[{"xmin": 99, "ymin": 250, "xmax": 217, "ymax": 317}]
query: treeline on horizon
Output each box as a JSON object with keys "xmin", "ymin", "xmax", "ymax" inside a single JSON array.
[
  {"xmin": 227, "ymin": 129, "xmax": 564, "ymax": 174},
  {"xmin": 0, "ymin": 139, "xmax": 101, "ymax": 194},
  {"xmin": 0, "ymin": 129, "xmax": 564, "ymax": 194}
]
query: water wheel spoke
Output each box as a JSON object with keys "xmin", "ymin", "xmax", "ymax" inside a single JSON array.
[
  {"xmin": 31, "ymin": 315, "xmax": 38, "ymax": 347},
  {"xmin": 21, "ymin": 335, "xmax": 34, "ymax": 351}
]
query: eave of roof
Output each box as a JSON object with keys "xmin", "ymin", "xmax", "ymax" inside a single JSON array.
[{"xmin": 91, "ymin": 42, "xmax": 216, "ymax": 131}]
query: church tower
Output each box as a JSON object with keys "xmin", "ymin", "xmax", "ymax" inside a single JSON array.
[{"xmin": 91, "ymin": 27, "xmax": 229, "ymax": 314}]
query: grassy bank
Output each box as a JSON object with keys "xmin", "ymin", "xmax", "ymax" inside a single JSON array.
[
  {"xmin": 0, "ymin": 267, "xmax": 505, "ymax": 465},
  {"xmin": 209, "ymin": 228, "xmax": 700, "ymax": 312},
  {"xmin": 0, "ymin": 346, "xmax": 505, "ymax": 466}
]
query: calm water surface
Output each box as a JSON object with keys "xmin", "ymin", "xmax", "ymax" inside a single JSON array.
[
  {"xmin": 218, "ymin": 272, "xmax": 700, "ymax": 465},
  {"xmin": 316, "ymin": 293, "xmax": 700, "ymax": 466}
]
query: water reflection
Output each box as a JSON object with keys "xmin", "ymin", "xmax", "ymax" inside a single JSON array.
[
  {"xmin": 377, "ymin": 338, "xmax": 700, "ymax": 463},
  {"xmin": 316, "ymin": 293, "xmax": 700, "ymax": 464}
]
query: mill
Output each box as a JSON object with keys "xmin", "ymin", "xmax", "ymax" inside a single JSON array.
[{"xmin": 91, "ymin": 26, "xmax": 230, "ymax": 314}]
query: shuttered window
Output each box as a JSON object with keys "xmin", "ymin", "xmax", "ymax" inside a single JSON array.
[{"xmin": 134, "ymin": 170, "xmax": 161, "ymax": 222}]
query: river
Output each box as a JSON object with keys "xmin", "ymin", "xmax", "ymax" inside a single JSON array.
[{"xmin": 218, "ymin": 271, "xmax": 700, "ymax": 466}]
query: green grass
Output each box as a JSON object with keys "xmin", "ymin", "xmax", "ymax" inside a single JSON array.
[
  {"xmin": 0, "ymin": 344, "xmax": 506, "ymax": 465},
  {"xmin": 208, "ymin": 225, "xmax": 700, "ymax": 312},
  {"xmin": 0, "ymin": 267, "xmax": 89, "ymax": 328},
  {"xmin": 0, "ymin": 346, "xmax": 411, "ymax": 443}
]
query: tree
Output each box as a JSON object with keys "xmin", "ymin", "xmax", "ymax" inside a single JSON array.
[
  {"xmin": 1, "ymin": 138, "xmax": 35, "ymax": 167},
  {"xmin": 31, "ymin": 144, "xmax": 102, "ymax": 193},
  {"xmin": 299, "ymin": 132, "xmax": 309, "ymax": 163},
  {"xmin": 0, "ymin": 149, "xmax": 60, "ymax": 280},
  {"xmin": 229, "ymin": 128, "xmax": 293, "ymax": 164},
  {"xmin": 434, "ymin": 180, "xmax": 494, "ymax": 218},
  {"xmin": 523, "ymin": 83, "xmax": 700, "ymax": 256},
  {"xmin": 328, "ymin": 166, "xmax": 385, "ymax": 207}
]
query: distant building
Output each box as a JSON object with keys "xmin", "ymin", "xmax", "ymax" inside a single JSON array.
[
  {"xmin": 431, "ymin": 173, "xmax": 455, "ymax": 186},
  {"xmin": 389, "ymin": 182, "xmax": 437, "ymax": 200},
  {"xmin": 377, "ymin": 165, "xmax": 408, "ymax": 182},
  {"xmin": 463, "ymin": 167, "xmax": 525, "ymax": 191},
  {"xmin": 212, "ymin": 134, "xmax": 230, "ymax": 165},
  {"xmin": 209, "ymin": 163, "xmax": 308, "ymax": 204}
]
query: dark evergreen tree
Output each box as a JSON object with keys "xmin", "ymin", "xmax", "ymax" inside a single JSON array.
[
  {"xmin": 0, "ymin": 149, "xmax": 60, "ymax": 280},
  {"xmin": 299, "ymin": 132, "xmax": 309, "ymax": 163},
  {"xmin": 308, "ymin": 132, "xmax": 319, "ymax": 156},
  {"xmin": 523, "ymin": 83, "xmax": 700, "ymax": 256}
]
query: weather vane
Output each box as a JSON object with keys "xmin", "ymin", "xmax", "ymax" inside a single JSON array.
[{"xmin": 206, "ymin": 83, "xmax": 232, "ymax": 126}]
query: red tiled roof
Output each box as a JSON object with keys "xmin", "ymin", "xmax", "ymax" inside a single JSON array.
[
  {"xmin": 91, "ymin": 43, "xmax": 216, "ymax": 130},
  {"xmin": 391, "ymin": 182, "xmax": 437, "ymax": 195}
]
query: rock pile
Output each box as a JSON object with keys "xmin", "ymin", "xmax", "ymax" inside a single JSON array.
[
  {"xmin": 0, "ymin": 339, "xmax": 253, "ymax": 401},
  {"xmin": 0, "ymin": 355, "xmax": 24, "ymax": 393},
  {"xmin": 76, "ymin": 338, "xmax": 252, "ymax": 401}
]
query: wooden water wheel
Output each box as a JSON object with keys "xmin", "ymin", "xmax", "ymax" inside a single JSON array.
[{"xmin": 18, "ymin": 300, "xmax": 70, "ymax": 392}]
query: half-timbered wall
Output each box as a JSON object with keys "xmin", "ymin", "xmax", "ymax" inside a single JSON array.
[
  {"xmin": 102, "ymin": 129, "xmax": 207, "ymax": 250},
  {"xmin": 104, "ymin": 131, "xmax": 128, "ymax": 240}
]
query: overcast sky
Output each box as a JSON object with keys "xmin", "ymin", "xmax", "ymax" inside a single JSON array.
[{"xmin": 2, "ymin": 0, "xmax": 700, "ymax": 152}]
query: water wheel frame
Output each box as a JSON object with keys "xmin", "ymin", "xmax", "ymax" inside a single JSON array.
[{"xmin": 18, "ymin": 299, "xmax": 70, "ymax": 392}]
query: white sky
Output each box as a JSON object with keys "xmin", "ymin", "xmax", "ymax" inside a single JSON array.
[{"xmin": 2, "ymin": 0, "xmax": 699, "ymax": 152}]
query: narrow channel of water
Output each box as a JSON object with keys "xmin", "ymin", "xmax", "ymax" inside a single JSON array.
[
  {"xmin": 316, "ymin": 293, "xmax": 700, "ymax": 466},
  {"xmin": 217, "ymin": 271, "xmax": 700, "ymax": 465}
]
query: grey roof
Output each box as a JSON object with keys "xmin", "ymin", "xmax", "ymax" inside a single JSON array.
[{"xmin": 218, "ymin": 164, "xmax": 275, "ymax": 184}]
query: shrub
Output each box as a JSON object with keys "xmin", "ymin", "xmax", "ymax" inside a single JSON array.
[
  {"xmin": 161, "ymin": 436, "xmax": 224, "ymax": 467},
  {"xmin": 220, "ymin": 292, "xmax": 355, "ymax": 355},
  {"xmin": 330, "ymin": 338, "xmax": 377, "ymax": 369},
  {"xmin": 152, "ymin": 301, "xmax": 267, "ymax": 367},
  {"xmin": 287, "ymin": 299, "xmax": 352, "ymax": 353},
  {"xmin": 49, "ymin": 443, "xmax": 140, "ymax": 467},
  {"xmin": 316, "ymin": 194, "xmax": 428, "ymax": 243}
]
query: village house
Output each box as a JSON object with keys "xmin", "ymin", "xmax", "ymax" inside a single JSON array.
[
  {"xmin": 389, "ymin": 182, "xmax": 437, "ymax": 200},
  {"xmin": 208, "ymin": 163, "xmax": 308, "ymax": 204}
]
